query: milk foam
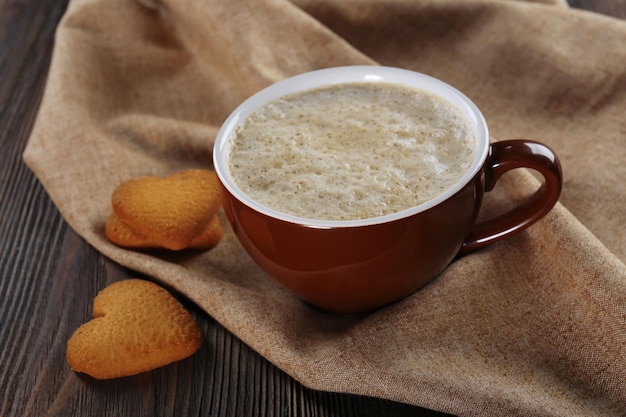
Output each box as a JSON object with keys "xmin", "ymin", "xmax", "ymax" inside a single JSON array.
[{"xmin": 229, "ymin": 82, "xmax": 475, "ymax": 221}]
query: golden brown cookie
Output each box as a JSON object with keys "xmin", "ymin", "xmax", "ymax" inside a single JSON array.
[
  {"xmin": 106, "ymin": 169, "xmax": 223, "ymax": 250},
  {"xmin": 105, "ymin": 212, "xmax": 223, "ymax": 250},
  {"xmin": 105, "ymin": 213, "xmax": 153, "ymax": 248},
  {"xmin": 185, "ymin": 214, "xmax": 223, "ymax": 249},
  {"xmin": 66, "ymin": 279, "xmax": 203, "ymax": 380}
]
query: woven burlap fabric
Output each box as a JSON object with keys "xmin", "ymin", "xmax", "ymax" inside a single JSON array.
[{"xmin": 23, "ymin": 0, "xmax": 626, "ymax": 415}]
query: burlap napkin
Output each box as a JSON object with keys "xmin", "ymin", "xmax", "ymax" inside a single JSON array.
[{"xmin": 23, "ymin": 0, "xmax": 626, "ymax": 415}]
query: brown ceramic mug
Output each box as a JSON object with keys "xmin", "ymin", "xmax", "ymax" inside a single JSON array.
[{"xmin": 213, "ymin": 66, "xmax": 562, "ymax": 314}]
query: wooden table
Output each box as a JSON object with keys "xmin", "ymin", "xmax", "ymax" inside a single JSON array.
[{"xmin": 1, "ymin": 1, "xmax": 623, "ymax": 416}]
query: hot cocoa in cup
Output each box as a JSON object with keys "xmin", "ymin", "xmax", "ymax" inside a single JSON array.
[{"xmin": 214, "ymin": 66, "xmax": 562, "ymax": 314}]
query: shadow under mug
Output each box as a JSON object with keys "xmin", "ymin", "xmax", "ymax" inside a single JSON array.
[{"xmin": 213, "ymin": 66, "xmax": 562, "ymax": 314}]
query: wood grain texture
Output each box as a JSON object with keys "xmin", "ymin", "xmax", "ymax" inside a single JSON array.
[
  {"xmin": 0, "ymin": 1, "xmax": 622, "ymax": 416},
  {"xmin": 570, "ymin": 0, "xmax": 626, "ymax": 17}
]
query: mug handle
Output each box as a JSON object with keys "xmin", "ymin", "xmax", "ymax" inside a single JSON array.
[{"xmin": 459, "ymin": 139, "xmax": 563, "ymax": 255}]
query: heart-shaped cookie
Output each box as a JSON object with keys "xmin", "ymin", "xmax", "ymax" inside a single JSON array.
[
  {"xmin": 66, "ymin": 279, "xmax": 203, "ymax": 380},
  {"xmin": 107, "ymin": 169, "xmax": 223, "ymax": 250},
  {"xmin": 106, "ymin": 212, "xmax": 223, "ymax": 250}
]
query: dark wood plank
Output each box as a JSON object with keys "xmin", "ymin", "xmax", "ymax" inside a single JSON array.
[
  {"xmin": 570, "ymin": 0, "xmax": 626, "ymax": 18},
  {"xmin": 0, "ymin": 1, "xmax": 622, "ymax": 416}
]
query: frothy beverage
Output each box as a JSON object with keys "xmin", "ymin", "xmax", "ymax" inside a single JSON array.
[{"xmin": 228, "ymin": 82, "xmax": 476, "ymax": 221}]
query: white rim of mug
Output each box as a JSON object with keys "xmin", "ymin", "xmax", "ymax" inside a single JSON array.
[{"xmin": 213, "ymin": 66, "xmax": 490, "ymax": 229}]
